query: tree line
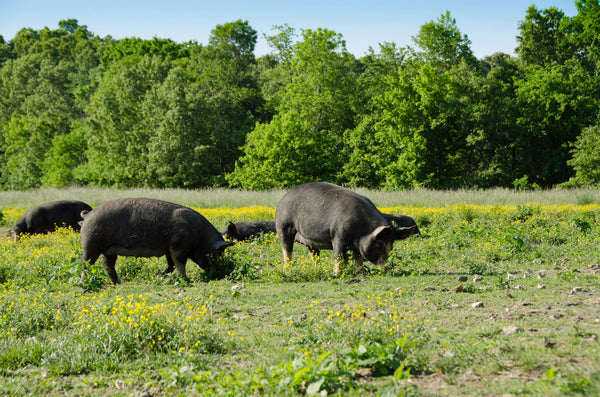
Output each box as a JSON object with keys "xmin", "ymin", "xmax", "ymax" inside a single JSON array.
[{"xmin": 0, "ymin": 1, "xmax": 599, "ymax": 191}]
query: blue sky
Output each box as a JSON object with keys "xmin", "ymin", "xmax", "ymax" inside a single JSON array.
[{"xmin": 0, "ymin": 0, "xmax": 578, "ymax": 58}]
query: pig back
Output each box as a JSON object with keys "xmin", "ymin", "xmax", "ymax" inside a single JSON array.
[
  {"xmin": 80, "ymin": 198, "xmax": 221, "ymax": 253},
  {"xmin": 276, "ymin": 182, "xmax": 387, "ymax": 239},
  {"xmin": 19, "ymin": 200, "xmax": 92, "ymax": 233}
]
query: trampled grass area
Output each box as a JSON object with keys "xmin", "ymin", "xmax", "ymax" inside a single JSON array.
[{"xmin": 0, "ymin": 190, "xmax": 599, "ymax": 395}]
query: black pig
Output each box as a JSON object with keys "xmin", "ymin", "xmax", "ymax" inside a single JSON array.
[
  {"xmin": 221, "ymin": 220, "xmax": 276, "ymax": 241},
  {"xmin": 9, "ymin": 200, "xmax": 92, "ymax": 241},
  {"xmin": 296, "ymin": 213, "xmax": 420, "ymax": 257},
  {"xmin": 80, "ymin": 198, "xmax": 234, "ymax": 284},
  {"xmin": 275, "ymin": 182, "xmax": 415, "ymax": 275},
  {"xmin": 382, "ymin": 213, "xmax": 421, "ymax": 235}
]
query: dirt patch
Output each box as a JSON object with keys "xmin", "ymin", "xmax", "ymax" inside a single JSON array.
[{"xmin": 408, "ymin": 368, "xmax": 545, "ymax": 396}]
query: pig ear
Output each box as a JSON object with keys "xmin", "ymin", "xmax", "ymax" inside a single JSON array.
[
  {"xmin": 372, "ymin": 225, "xmax": 395, "ymax": 241},
  {"xmin": 210, "ymin": 240, "xmax": 235, "ymax": 252},
  {"xmin": 226, "ymin": 221, "xmax": 237, "ymax": 234},
  {"xmin": 394, "ymin": 225, "xmax": 416, "ymax": 240}
]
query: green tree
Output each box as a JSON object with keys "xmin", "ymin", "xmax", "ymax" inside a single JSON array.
[
  {"xmin": 257, "ymin": 25, "xmax": 297, "ymax": 115},
  {"xmin": 356, "ymin": 42, "xmax": 408, "ymax": 104},
  {"xmin": 516, "ymin": 6, "xmax": 576, "ymax": 66},
  {"xmin": 341, "ymin": 115, "xmax": 387, "ymax": 188},
  {"xmin": 571, "ymin": 0, "xmax": 600, "ymax": 73},
  {"xmin": 3, "ymin": 116, "xmax": 50, "ymax": 189},
  {"xmin": 0, "ymin": 20, "xmax": 105, "ymax": 188},
  {"xmin": 0, "ymin": 35, "xmax": 12, "ymax": 67},
  {"xmin": 100, "ymin": 36, "xmax": 191, "ymax": 66},
  {"xmin": 11, "ymin": 19, "xmax": 98, "ymax": 63},
  {"xmin": 374, "ymin": 61, "xmax": 483, "ymax": 188},
  {"xmin": 74, "ymin": 55, "xmax": 171, "ymax": 186},
  {"xmin": 189, "ymin": 20, "xmax": 263, "ymax": 185},
  {"xmin": 141, "ymin": 66, "xmax": 213, "ymax": 187},
  {"xmin": 412, "ymin": 10, "xmax": 477, "ymax": 69},
  {"xmin": 0, "ymin": 55, "xmax": 38, "ymax": 129},
  {"xmin": 562, "ymin": 125, "xmax": 600, "ymax": 187},
  {"xmin": 41, "ymin": 127, "xmax": 87, "ymax": 187},
  {"xmin": 514, "ymin": 60, "xmax": 599, "ymax": 186},
  {"xmin": 345, "ymin": 12, "xmax": 482, "ymax": 189},
  {"xmin": 227, "ymin": 112, "xmax": 320, "ymax": 189},
  {"xmin": 228, "ymin": 28, "xmax": 357, "ymax": 189},
  {"xmin": 209, "ymin": 19, "xmax": 257, "ymax": 57},
  {"xmin": 74, "ymin": 20, "xmax": 261, "ymax": 188},
  {"xmin": 564, "ymin": 123, "xmax": 600, "ymax": 186},
  {"xmin": 264, "ymin": 24, "xmax": 296, "ymax": 63},
  {"xmin": 474, "ymin": 53, "xmax": 522, "ymax": 187},
  {"xmin": 0, "ymin": 52, "xmax": 82, "ymax": 133},
  {"xmin": 0, "ymin": 55, "xmax": 84, "ymax": 187},
  {"xmin": 10, "ymin": 27, "xmax": 39, "ymax": 59},
  {"xmin": 341, "ymin": 43, "xmax": 410, "ymax": 188}
]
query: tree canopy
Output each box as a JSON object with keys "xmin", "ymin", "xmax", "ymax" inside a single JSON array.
[{"xmin": 1, "ymin": 3, "xmax": 599, "ymax": 191}]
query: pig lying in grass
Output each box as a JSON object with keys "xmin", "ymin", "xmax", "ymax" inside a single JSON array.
[{"xmin": 220, "ymin": 220, "xmax": 276, "ymax": 241}]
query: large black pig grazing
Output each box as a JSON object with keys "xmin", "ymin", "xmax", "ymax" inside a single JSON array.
[
  {"xmin": 221, "ymin": 220, "xmax": 276, "ymax": 241},
  {"xmin": 275, "ymin": 182, "xmax": 415, "ymax": 275},
  {"xmin": 9, "ymin": 200, "xmax": 93, "ymax": 241},
  {"xmin": 80, "ymin": 198, "xmax": 234, "ymax": 284}
]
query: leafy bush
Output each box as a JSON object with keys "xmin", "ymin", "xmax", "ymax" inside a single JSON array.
[
  {"xmin": 574, "ymin": 211, "xmax": 596, "ymax": 234},
  {"xmin": 565, "ymin": 125, "xmax": 600, "ymax": 187},
  {"xmin": 66, "ymin": 257, "xmax": 105, "ymax": 292},
  {"xmin": 184, "ymin": 338, "xmax": 419, "ymax": 396}
]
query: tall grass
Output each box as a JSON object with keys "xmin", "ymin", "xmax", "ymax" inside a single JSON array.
[
  {"xmin": 0, "ymin": 186, "xmax": 598, "ymax": 210},
  {"xmin": 0, "ymin": 187, "xmax": 285, "ymax": 209},
  {"xmin": 360, "ymin": 186, "xmax": 600, "ymax": 207}
]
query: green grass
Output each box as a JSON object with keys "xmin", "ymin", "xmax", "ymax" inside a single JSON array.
[
  {"xmin": 0, "ymin": 186, "xmax": 599, "ymax": 210},
  {"xmin": 0, "ymin": 188, "xmax": 599, "ymax": 395},
  {"xmin": 0, "ymin": 187, "xmax": 286, "ymax": 209}
]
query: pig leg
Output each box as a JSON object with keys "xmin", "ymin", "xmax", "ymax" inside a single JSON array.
[
  {"xmin": 332, "ymin": 239, "xmax": 346, "ymax": 276},
  {"xmin": 280, "ymin": 235, "xmax": 294, "ymax": 265},
  {"xmin": 162, "ymin": 254, "xmax": 175, "ymax": 275},
  {"xmin": 102, "ymin": 254, "xmax": 121, "ymax": 285},
  {"xmin": 282, "ymin": 246, "xmax": 293, "ymax": 265},
  {"xmin": 80, "ymin": 252, "xmax": 100, "ymax": 284},
  {"xmin": 352, "ymin": 250, "xmax": 364, "ymax": 274},
  {"xmin": 277, "ymin": 223, "xmax": 296, "ymax": 265},
  {"xmin": 171, "ymin": 251, "xmax": 190, "ymax": 281},
  {"xmin": 175, "ymin": 263, "xmax": 189, "ymax": 280}
]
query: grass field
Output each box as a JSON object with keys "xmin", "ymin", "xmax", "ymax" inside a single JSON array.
[
  {"xmin": 0, "ymin": 186, "xmax": 599, "ymax": 209},
  {"xmin": 0, "ymin": 188, "xmax": 599, "ymax": 396}
]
